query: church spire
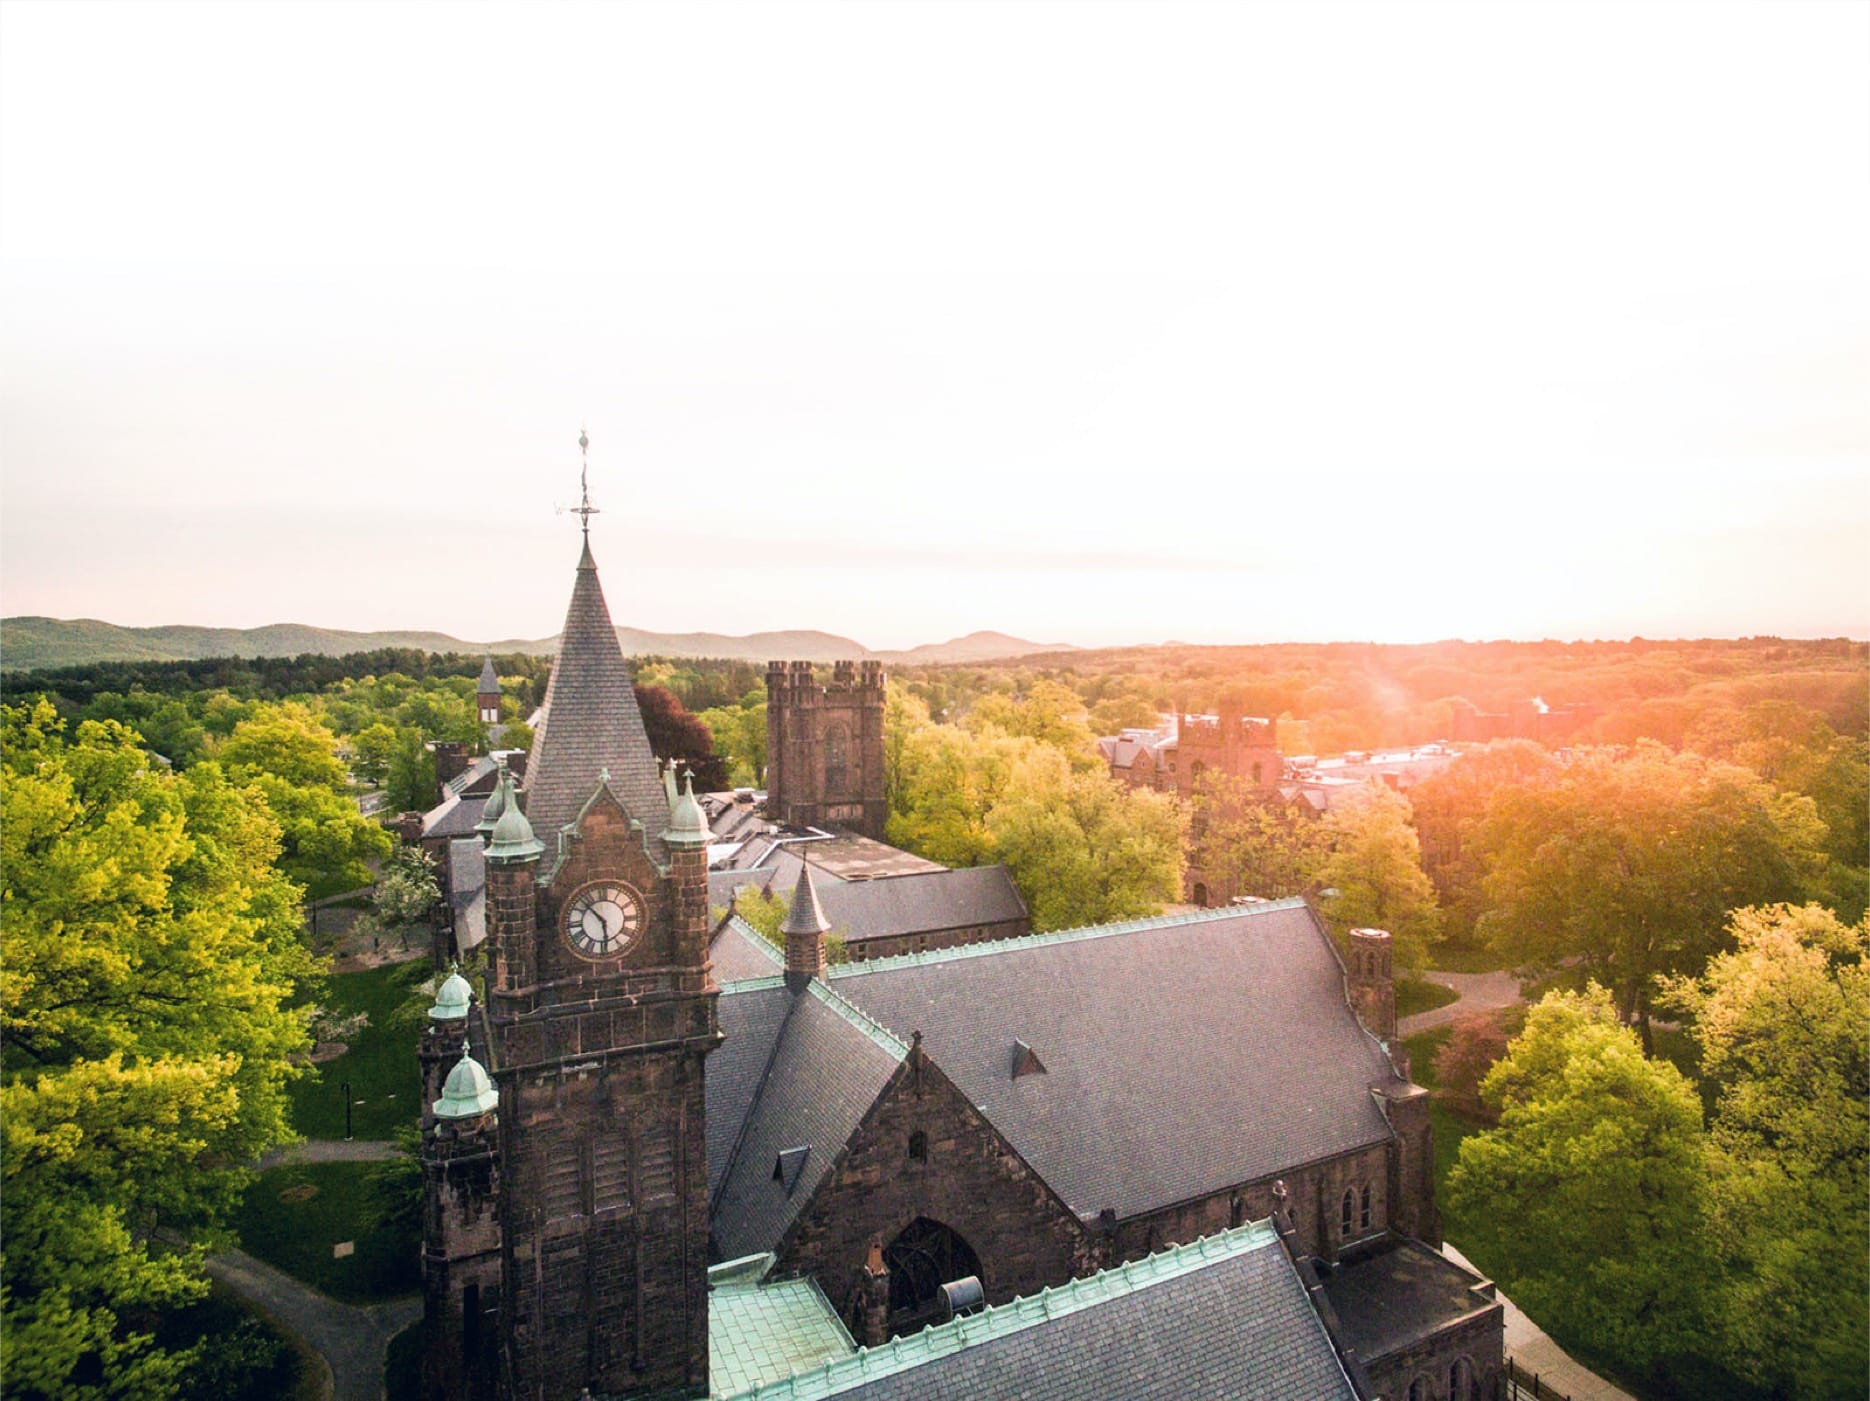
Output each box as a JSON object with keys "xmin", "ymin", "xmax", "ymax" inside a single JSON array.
[{"xmin": 521, "ymin": 434, "xmax": 666, "ymax": 865}]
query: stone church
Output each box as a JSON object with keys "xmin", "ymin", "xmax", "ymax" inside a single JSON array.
[{"xmin": 416, "ymin": 506, "xmax": 1502, "ymax": 1399}]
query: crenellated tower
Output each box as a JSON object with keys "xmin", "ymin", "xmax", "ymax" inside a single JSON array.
[{"xmin": 764, "ymin": 657, "xmax": 887, "ymax": 838}]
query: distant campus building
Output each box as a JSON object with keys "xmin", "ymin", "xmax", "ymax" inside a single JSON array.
[{"xmin": 410, "ymin": 465, "xmax": 1502, "ymax": 1399}]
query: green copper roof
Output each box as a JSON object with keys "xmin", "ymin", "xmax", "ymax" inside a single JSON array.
[
  {"xmin": 709, "ymin": 1256, "xmax": 856, "ymax": 1398},
  {"xmin": 427, "ymin": 968, "xmax": 472, "ymax": 1021},
  {"xmin": 475, "ymin": 761, "xmax": 510, "ymax": 835},
  {"xmin": 826, "ymin": 897, "xmax": 1311, "ymax": 981},
  {"xmin": 718, "ymin": 1221, "xmax": 1283, "ymax": 1399},
  {"xmin": 668, "ymin": 770, "xmax": 712, "ymax": 847},
  {"xmin": 434, "ymin": 1052, "xmax": 499, "ymax": 1119},
  {"xmin": 485, "ymin": 791, "xmax": 544, "ymax": 863}
]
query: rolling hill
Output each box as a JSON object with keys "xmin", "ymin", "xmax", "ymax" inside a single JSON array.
[{"xmin": 0, "ymin": 616, "xmax": 1075, "ymax": 672}]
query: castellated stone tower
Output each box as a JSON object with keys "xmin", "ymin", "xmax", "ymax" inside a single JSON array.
[
  {"xmin": 1345, "ymin": 927, "xmax": 1397, "ymax": 1043},
  {"xmin": 764, "ymin": 658, "xmax": 887, "ymax": 838}
]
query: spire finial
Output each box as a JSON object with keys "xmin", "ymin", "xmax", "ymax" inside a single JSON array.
[{"xmin": 574, "ymin": 427, "xmax": 599, "ymax": 538}]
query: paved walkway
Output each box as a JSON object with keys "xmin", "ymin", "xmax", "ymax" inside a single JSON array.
[
  {"xmin": 207, "ymin": 1248, "xmax": 419, "ymax": 1401},
  {"xmin": 1398, "ymin": 969, "xmax": 1523, "ymax": 1037},
  {"xmin": 1441, "ymin": 1243, "xmax": 1634, "ymax": 1401}
]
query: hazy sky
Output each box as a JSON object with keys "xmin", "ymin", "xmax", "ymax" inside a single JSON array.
[{"xmin": 3, "ymin": 1, "xmax": 1865, "ymax": 649}]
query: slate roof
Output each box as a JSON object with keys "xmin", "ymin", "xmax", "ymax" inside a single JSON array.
[
  {"xmin": 816, "ymin": 866, "xmax": 1027, "ymax": 945},
  {"xmin": 827, "ymin": 900, "xmax": 1400, "ymax": 1221},
  {"xmin": 711, "ymin": 920, "xmax": 785, "ymax": 985},
  {"xmin": 445, "ymin": 753, "xmax": 502, "ymax": 797},
  {"xmin": 711, "ymin": 977, "xmax": 908, "ymax": 1261},
  {"xmin": 708, "ymin": 979, "xmax": 794, "ymax": 1198},
  {"xmin": 523, "ymin": 538, "xmax": 668, "ymax": 873},
  {"xmin": 716, "ymin": 1220, "xmax": 1356, "ymax": 1401},
  {"xmin": 421, "ymin": 791, "xmax": 488, "ymax": 841},
  {"xmin": 448, "ymin": 837, "xmax": 487, "ymax": 951},
  {"xmin": 478, "ymin": 656, "xmax": 499, "ymax": 691}
]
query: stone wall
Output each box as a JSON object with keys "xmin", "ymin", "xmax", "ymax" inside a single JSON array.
[
  {"xmin": 778, "ymin": 1047, "xmax": 1094, "ymax": 1335},
  {"xmin": 765, "ymin": 660, "xmax": 888, "ymax": 840}
]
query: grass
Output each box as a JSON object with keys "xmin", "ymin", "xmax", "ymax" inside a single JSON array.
[
  {"xmin": 235, "ymin": 1161, "xmax": 421, "ymax": 1304},
  {"xmin": 1395, "ymin": 976, "xmax": 1460, "ymax": 1019},
  {"xmin": 289, "ymin": 960, "xmax": 430, "ymax": 1141},
  {"xmin": 1421, "ymin": 941, "xmax": 1513, "ymax": 974}
]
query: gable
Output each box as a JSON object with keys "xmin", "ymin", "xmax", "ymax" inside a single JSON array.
[{"xmin": 828, "ymin": 900, "xmax": 1401, "ymax": 1221}]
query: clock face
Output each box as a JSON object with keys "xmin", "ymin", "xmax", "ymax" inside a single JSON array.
[{"xmin": 561, "ymin": 880, "xmax": 647, "ymax": 960}]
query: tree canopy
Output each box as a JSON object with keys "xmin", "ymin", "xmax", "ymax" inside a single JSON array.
[
  {"xmin": 1, "ymin": 702, "xmax": 318, "ymax": 1398},
  {"xmin": 1661, "ymin": 904, "xmax": 1869, "ymax": 1398},
  {"xmin": 1446, "ymin": 986, "xmax": 1710, "ymax": 1378},
  {"xmin": 1471, "ymin": 742, "xmax": 1826, "ymax": 1044}
]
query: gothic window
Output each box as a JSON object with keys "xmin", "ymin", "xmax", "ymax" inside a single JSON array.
[
  {"xmin": 1193, "ymin": 882, "xmax": 1209, "ymax": 907},
  {"xmin": 1229, "ymin": 1193, "xmax": 1245, "ymax": 1228},
  {"xmin": 1359, "ymin": 1184, "xmax": 1372, "ymax": 1231},
  {"xmin": 1340, "ymin": 1188, "xmax": 1355, "ymax": 1237},
  {"xmin": 824, "ymin": 722, "xmax": 851, "ymax": 798},
  {"xmin": 1407, "ymin": 1379, "xmax": 1429, "ymax": 1401},
  {"xmin": 907, "ymin": 1131, "xmax": 928, "ymax": 1162},
  {"xmin": 1450, "ymin": 1357, "xmax": 1477, "ymax": 1401},
  {"xmin": 885, "ymin": 1218, "xmax": 982, "ymax": 1322}
]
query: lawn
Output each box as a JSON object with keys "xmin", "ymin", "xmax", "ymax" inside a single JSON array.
[
  {"xmin": 290, "ymin": 959, "xmax": 431, "ymax": 1141},
  {"xmin": 1420, "ymin": 942, "xmax": 1513, "ymax": 974},
  {"xmin": 235, "ymin": 1161, "xmax": 421, "ymax": 1304},
  {"xmin": 1395, "ymin": 976, "xmax": 1460, "ymax": 1019}
]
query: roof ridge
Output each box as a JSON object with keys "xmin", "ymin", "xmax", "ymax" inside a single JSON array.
[
  {"xmin": 826, "ymin": 896, "xmax": 1311, "ymax": 979},
  {"xmin": 719, "ymin": 1220, "xmax": 1280, "ymax": 1399},
  {"xmin": 803, "ymin": 980, "xmax": 910, "ymax": 1059}
]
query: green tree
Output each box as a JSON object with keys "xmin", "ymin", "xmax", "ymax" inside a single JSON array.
[
  {"xmin": 1315, "ymin": 783, "xmax": 1440, "ymax": 959},
  {"xmin": 966, "ymin": 679, "xmax": 1100, "ymax": 764},
  {"xmin": 385, "ymin": 729, "xmax": 437, "ymax": 814},
  {"xmin": 1192, "ymin": 775, "xmax": 1328, "ymax": 901},
  {"xmin": 1446, "ymin": 986, "xmax": 1710, "ymax": 1378},
  {"xmin": 349, "ymin": 721, "xmax": 399, "ymax": 787},
  {"xmin": 369, "ymin": 844, "xmax": 441, "ymax": 931},
  {"xmin": 219, "ymin": 703, "xmax": 391, "ymax": 897},
  {"xmin": 1, "ymin": 703, "xmax": 317, "ymax": 1399},
  {"xmin": 1406, "ymin": 740, "xmax": 1559, "ymax": 942},
  {"xmin": 985, "ymin": 744, "xmax": 1185, "ymax": 931},
  {"xmin": 1660, "ymin": 905, "xmax": 1869, "ymax": 1397},
  {"xmin": 1472, "ymin": 742, "xmax": 1825, "ymax": 1046}
]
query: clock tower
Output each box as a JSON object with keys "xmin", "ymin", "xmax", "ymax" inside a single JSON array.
[{"xmin": 466, "ymin": 453, "xmax": 719, "ymax": 1400}]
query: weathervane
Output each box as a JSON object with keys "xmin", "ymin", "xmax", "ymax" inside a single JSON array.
[{"xmin": 569, "ymin": 427, "xmax": 600, "ymax": 537}]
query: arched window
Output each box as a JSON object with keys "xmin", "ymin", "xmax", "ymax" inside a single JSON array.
[
  {"xmin": 1340, "ymin": 1189, "xmax": 1355, "ymax": 1236},
  {"xmin": 1407, "ymin": 1377, "xmax": 1429, "ymax": 1401},
  {"xmin": 1450, "ymin": 1357, "xmax": 1477, "ymax": 1401},
  {"xmin": 1359, "ymin": 1184, "xmax": 1372, "ymax": 1230},
  {"xmin": 885, "ymin": 1218, "xmax": 982, "ymax": 1323},
  {"xmin": 1229, "ymin": 1193, "xmax": 1245, "ymax": 1228},
  {"xmin": 1192, "ymin": 882, "xmax": 1209, "ymax": 907},
  {"xmin": 907, "ymin": 1131, "xmax": 928, "ymax": 1162}
]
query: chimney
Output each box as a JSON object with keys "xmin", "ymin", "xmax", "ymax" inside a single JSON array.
[{"xmin": 782, "ymin": 864, "xmax": 831, "ymax": 992}]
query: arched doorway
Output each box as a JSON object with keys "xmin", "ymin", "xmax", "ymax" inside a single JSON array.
[
  {"xmin": 884, "ymin": 1218, "xmax": 982, "ymax": 1331},
  {"xmin": 1192, "ymin": 882, "xmax": 1209, "ymax": 907}
]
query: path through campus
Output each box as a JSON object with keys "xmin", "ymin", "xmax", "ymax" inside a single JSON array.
[
  {"xmin": 207, "ymin": 1245, "xmax": 419, "ymax": 1401},
  {"xmin": 1398, "ymin": 969, "xmax": 1523, "ymax": 1037},
  {"xmin": 219, "ymin": 1136, "xmax": 417, "ymax": 1400}
]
